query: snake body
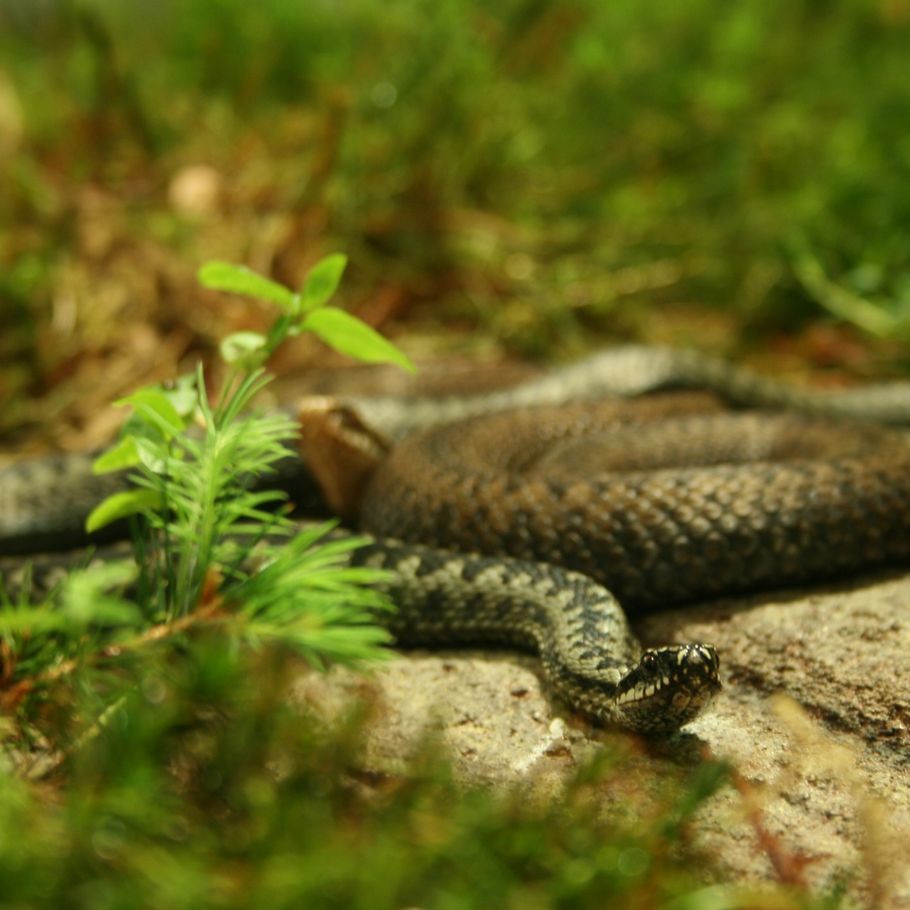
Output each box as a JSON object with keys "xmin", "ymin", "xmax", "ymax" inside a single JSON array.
[
  {"xmin": 359, "ymin": 398, "xmax": 910, "ymax": 609},
  {"xmin": 4, "ymin": 346, "xmax": 910, "ymax": 733}
]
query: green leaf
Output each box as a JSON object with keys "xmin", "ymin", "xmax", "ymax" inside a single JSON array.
[
  {"xmin": 220, "ymin": 331, "xmax": 268, "ymax": 367},
  {"xmin": 93, "ymin": 436, "xmax": 141, "ymax": 474},
  {"xmin": 134, "ymin": 437, "xmax": 170, "ymax": 473},
  {"xmin": 118, "ymin": 374, "xmax": 199, "ymax": 439},
  {"xmin": 117, "ymin": 388, "xmax": 186, "ymax": 439},
  {"xmin": 162, "ymin": 373, "xmax": 199, "ymax": 419},
  {"xmin": 61, "ymin": 561, "xmax": 143, "ymax": 628},
  {"xmin": 300, "ymin": 308, "xmax": 415, "ymax": 373},
  {"xmin": 86, "ymin": 489, "xmax": 163, "ymax": 533},
  {"xmin": 0, "ymin": 606, "xmax": 74, "ymax": 635},
  {"xmin": 301, "ymin": 253, "xmax": 347, "ymax": 311},
  {"xmin": 198, "ymin": 261, "xmax": 296, "ymax": 309}
]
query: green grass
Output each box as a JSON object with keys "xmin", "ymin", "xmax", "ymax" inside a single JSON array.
[
  {"xmin": 6, "ymin": 640, "xmax": 839, "ymax": 910},
  {"xmin": 2, "ymin": 0, "xmax": 910, "ymax": 397}
]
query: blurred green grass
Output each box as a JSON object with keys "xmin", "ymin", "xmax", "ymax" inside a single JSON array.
[
  {"xmin": 2, "ymin": 0, "xmax": 910, "ymax": 406},
  {"xmin": 2, "ymin": 642, "xmax": 833, "ymax": 910}
]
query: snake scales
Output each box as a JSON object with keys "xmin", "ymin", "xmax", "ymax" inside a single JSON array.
[{"xmin": 4, "ymin": 345, "xmax": 910, "ymax": 733}]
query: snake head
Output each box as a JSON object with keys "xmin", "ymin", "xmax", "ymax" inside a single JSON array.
[
  {"xmin": 297, "ymin": 397, "xmax": 391, "ymax": 521},
  {"xmin": 614, "ymin": 643, "xmax": 721, "ymax": 734}
]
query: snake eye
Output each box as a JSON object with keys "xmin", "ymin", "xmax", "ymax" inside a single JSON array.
[{"xmin": 640, "ymin": 651, "xmax": 658, "ymax": 670}]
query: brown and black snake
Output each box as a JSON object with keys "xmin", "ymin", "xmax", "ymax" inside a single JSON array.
[{"xmin": 4, "ymin": 346, "xmax": 910, "ymax": 732}]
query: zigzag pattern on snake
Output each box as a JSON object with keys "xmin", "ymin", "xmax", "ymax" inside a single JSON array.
[{"xmin": 4, "ymin": 346, "xmax": 910, "ymax": 732}]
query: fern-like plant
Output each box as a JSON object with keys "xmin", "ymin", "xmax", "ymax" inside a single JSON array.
[{"xmin": 1, "ymin": 254, "xmax": 414, "ymax": 713}]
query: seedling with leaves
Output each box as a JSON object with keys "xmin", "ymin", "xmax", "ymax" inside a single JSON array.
[{"xmin": 2, "ymin": 254, "xmax": 414, "ymax": 711}]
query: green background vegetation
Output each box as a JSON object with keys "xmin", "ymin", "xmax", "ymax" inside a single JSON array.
[
  {"xmin": 3, "ymin": 0, "xmax": 910, "ymax": 444},
  {"xmin": 1, "ymin": 0, "xmax": 906, "ymax": 905}
]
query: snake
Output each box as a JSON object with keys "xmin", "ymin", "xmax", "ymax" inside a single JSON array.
[{"xmin": 4, "ymin": 345, "xmax": 910, "ymax": 733}]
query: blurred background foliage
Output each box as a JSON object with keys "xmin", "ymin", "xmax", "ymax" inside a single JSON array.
[
  {"xmin": 1, "ymin": 644, "xmax": 749, "ymax": 910},
  {"xmin": 2, "ymin": 0, "xmax": 910, "ymax": 448}
]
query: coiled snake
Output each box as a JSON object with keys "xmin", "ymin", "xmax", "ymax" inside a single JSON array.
[{"xmin": 4, "ymin": 346, "xmax": 910, "ymax": 733}]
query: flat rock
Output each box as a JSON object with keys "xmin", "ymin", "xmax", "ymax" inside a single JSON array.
[{"xmin": 292, "ymin": 570, "xmax": 910, "ymax": 909}]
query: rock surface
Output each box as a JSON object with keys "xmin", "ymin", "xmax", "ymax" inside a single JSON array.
[{"xmin": 292, "ymin": 570, "xmax": 910, "ymax": 909}]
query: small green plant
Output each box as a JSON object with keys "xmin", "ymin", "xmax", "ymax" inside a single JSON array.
[{"xmin": 2, "ymin": 254, "xmax": 414, "ymax": 716}]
